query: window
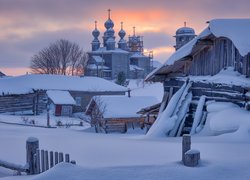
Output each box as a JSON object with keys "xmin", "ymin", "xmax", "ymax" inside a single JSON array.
[{"xmin": 75, "ymin": 97, "xmax": 82, "ymax": 106}]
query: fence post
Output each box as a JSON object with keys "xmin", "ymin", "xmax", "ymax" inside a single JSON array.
[
  {"xmin": 35, "ymin": 149, "xmax": 40, "ymax": 174},
  {"xmin": 55, "ymin": 152, "xmax": 59, "ymax": 165},
  {"xmin": 59, "ymin": 152, "xmax": 64, "ymax": 163},
  {"xmin": 45, "ymin": 151, "xmax": 49, "ymax": 170},
  {"xmin": 26, "ymin": 137, "xmax": 39, "ymax": 175},
  {"xmin": 50, "ymin": 151, "xmax": 54, "ymax": 168},
  {"xmin": 41, "ymin": 150, "xmax": 45, "ymax": 172},
  {"xmin": 182, "ymin": 134, "xmax": 191, "ymax": 162},
  {"xmin": 65, "ymin": 154, "xmax": 70, "ymax": 163}
]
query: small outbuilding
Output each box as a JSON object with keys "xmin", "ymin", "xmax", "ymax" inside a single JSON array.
[
  {"xmin": 46, "ymin": 90, "xmax": 76, "ymax": 116},
  {"xmin": 85, "ymin": 95, "xmax": 159, "ymax": 133}
]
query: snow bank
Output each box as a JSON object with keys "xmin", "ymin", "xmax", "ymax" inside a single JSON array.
[
  {"xmin": 199, "ymin": 101, "xmax": 250, "ymax": 138},
  {"xmin": 209, "ymin": 108, "xmax": 241, "ymax": 134},
  {"xmin": 206, "ymin": 101, "xmax": 239, "ymax": 113}
]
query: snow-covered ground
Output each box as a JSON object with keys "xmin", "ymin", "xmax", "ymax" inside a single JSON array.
[{"xmin": 1, "ymin": 122, "xmax": 250, "ymax": 180}]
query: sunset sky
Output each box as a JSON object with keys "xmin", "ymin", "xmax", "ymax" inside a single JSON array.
[{"xmin": 0, "ymin": 0, "xmax": 250, "ymax": 75}]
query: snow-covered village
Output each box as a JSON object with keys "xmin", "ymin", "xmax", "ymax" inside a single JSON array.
[{"xmin": 0, "ymin": 1, "xmax": 250, "ymax": 180}]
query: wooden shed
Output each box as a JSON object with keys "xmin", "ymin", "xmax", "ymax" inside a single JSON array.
[
  {"xmin": 46, "ymin": 90, "xmax": 76, "ymax": 116},
  {"xmin": 85, "ymin": 95, "xmax": 158, "ymax": 133}
]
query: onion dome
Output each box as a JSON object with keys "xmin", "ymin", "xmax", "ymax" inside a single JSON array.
[
  {"xmin": 104, "ymin": 9, "xmax": 114, "ymax": 29},
  {"xmin": 92, "ymin": 29, "xmax": 100, "ymax": 38},
  {"xmin": 118, "ymin": 22, "xmax": 126, "ymax": 39},
  {"xmin": 92, "ymin": 21, "xmax": 100, "ymax": 38},
  {"xmin": 175, "ymin": 22, "xmax": 195, "ymax": 36},
  {"xmin": 176, "ymin": 27, "xmax": 195, "ymax": 35}
]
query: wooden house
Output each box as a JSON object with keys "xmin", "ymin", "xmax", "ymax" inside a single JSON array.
[
  {"xmin": 0, "ymin": 74, "xmax": 127, "ymax": 116},
  {"xmin": 85, "ymin": 95, "xmax": 158, "ymax": 133},
  {"xmin": 146, "ymin": 19, "xmax": 250, "ymax": 136}
]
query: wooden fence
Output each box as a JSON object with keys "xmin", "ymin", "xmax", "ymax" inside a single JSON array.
[
  {"xmin": 0, "ymin": 137, "xmax": 75, "ymax": 175},
  {"xmin": 36, "ymin": 149, "xmax": 75, "ymax": 174}
]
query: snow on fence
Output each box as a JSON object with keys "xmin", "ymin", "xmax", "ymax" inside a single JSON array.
[{"xmin": 0, "ymin": 137, "xmax": 76, "ymax": 175}]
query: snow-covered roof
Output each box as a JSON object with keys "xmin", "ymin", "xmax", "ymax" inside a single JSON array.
[
  {"xmin": 92, "ymin": 56, "xmax": 104, "ymax": 63},
  {"xmin": 175, "ymin": 27, "xmax": 195, "ymax": 36},
  {"xmin": 209, "ymin": 19, "xmax": 250, "ymax": 57},
  {"xmin": 151, "ymin": 61, "xmax": 162, "ymax": 69},
  {"xmin": 130, "ymin": 52, "xmax": 147, "ymax": 58},
  {"xmin": 92, "ymin": 47, "xmax": 129, "ymax": 54},
  {"xmin": 182, "ymin": 67, "xmax": 250, "ymax": 87},
  {"xmin": 88, "ymin": 95, "xmax": 159, "ymax": 119},
  {"xmin": 0, "ymin": 74, "xmax": 127, "ymax": 95},
  {"xmin": 148, "ymin": 19, "xmax": 250, "ymax": 79},
  {"xmin": 46, "ymin": 90, "xmax": 76, "ymax": 105},
  {"xmin": 130, "ymin": 65, "xmax": 144, "ymax": 71},
  {"xmin": 87, "ymin": 64, "xmax": 110, "ymax": 70}
]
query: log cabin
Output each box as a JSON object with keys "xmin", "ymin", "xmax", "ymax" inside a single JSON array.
[
  {"xmin": 0, "ymin": 74, "xmax": 127, "ymax": 116},
  {"xmin": 146, "ymin": 19, "xmax": 250, "ymax": 136},
  {"xmin": 85, "ymin": 95, "xmax": 158, "ymax": 133}
]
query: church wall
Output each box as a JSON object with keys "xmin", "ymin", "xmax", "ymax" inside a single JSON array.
[
  {"xmin": 137, "ymin": 57, "xmax": 151, "ymax": 76},
  {"xmin": 111, "ymin": 53, "xmax": 130, "ymax": 79}
]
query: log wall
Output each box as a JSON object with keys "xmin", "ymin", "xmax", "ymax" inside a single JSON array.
[
  {"xmin": 95, "ymin": 117, "xmax": 145, "ymax": 133},
  {"xmin": 164, "ymin": 79, "xmax": 248, "ymax": 107},
  {"xmin": 0, "ymin": 91, "xmax": 46, "ymax": 114},
  {"xmin": 188, "ymin": 37, "xmax": 249, "ymax": 76}
]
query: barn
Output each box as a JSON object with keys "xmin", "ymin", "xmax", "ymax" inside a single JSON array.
[
  {"xmin": 0, "ymin": 74, "xmax": 127, "ymax": 116},
  {"xmin": 146, "ymin": 19, "xmax": 250, "ymax": 136},
  {"xmin": 85, "ymin": 95, "xmax": 158, "ymax": 133}
]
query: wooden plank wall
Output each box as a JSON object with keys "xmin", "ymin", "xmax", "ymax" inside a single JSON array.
[
  {"xmin": 0, "ymin": 93, "xmax": 36, "ymax": 113},
  {"xmin": 0, "ymin": 91, "xmax": 46, "ymax": 114},
  {"xmin": 188, "ymin": 38, "xmax": 247, "ymax": 76}
]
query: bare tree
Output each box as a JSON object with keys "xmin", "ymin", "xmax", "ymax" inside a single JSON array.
[
  {"xmin": 30, "ymin": 39, "xmax": 88, "ymax": 76},
  {"xmin": 90, "ymin": 96, "xmax": 107, "ymax": 133}
]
